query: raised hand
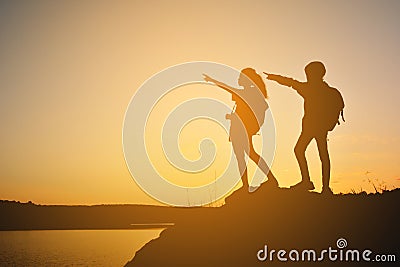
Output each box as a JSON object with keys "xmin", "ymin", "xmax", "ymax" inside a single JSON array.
[
  {"xmin": 202, "ymin": 74, "xmax": 236, "ymax": 94},
  {"xmin": 263, "ymin": 72, "xmax": 273, "ymax": 80},
  {"xmin": 264, "ymin": 72, "xmax": 282, "ymax": 82},
  {"xmin": 203, "ymin": 74, "xmax": 215, "ymax": 83}
]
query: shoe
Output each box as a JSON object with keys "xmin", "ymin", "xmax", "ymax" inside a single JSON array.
[
  {"xmin": 248, "ymin": 176, "xmax": 279, "ymax": 193},
  {"xmin": 291, "ymin": 180, "xmax": 315, "ymax": 191},
  {"xmin": 248, "ymin": 186, "xmax": 259, "ymax": 193},
  {"xmin": 265, "ymin": 177, "xmax": 279, "ymax": 188},
  {"xmin": 321, "ymin": 187, "xmax": 334, "ymax": 195}
]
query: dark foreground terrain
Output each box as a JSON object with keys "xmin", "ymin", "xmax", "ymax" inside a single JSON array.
[
  {"xmin": 1, "ymin": 187, "xmax": 398, "ymax": 266},
  {"xmin": 126, "ymin": 187, "xmax": 399, "ymax": 266}
]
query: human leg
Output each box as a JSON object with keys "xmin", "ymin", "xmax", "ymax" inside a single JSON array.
[
  {"xmin": 294, "ymin": 131, "xmax": 313, "ymax": 182},
  {"xmin": 233, "ymin": 145, "xmax": 248, "ymax": 188},
  {"xmin": 230, "ymin": 119, "xmax": 249, "ymax": 189},
  {"xmin": 247, "ymin": 136, "xmax": 278, "ymax": 183},
  {"xmin": 316, "ymin": 132, "xmax": 331, "ymax": 192}
]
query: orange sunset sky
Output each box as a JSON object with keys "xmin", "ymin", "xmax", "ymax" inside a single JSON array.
[{"xmin": 1, "ymin": 0, "xmax": 399, "ymax": 205}]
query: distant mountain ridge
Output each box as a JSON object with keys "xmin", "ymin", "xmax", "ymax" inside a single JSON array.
[{"xmin": 0, "ymin": 200, "xmax": 204, "ymax": 230}]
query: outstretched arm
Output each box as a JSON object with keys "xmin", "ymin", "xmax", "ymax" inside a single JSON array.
[
  {"xmin": 263, "ymin": 72, "xmax": 304, "ymax": 92},
  {"xmin": 203, "ymin": 74, "xmax": 240, "ymax": 95}
]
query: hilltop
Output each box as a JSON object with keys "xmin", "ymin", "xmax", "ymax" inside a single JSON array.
[{"xmin": 126, "ymin": 186, "xmax": 399, "ymax": 266}]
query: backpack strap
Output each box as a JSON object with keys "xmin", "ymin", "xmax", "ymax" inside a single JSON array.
[
  {"xmin": 341, "ymin": 110, "xmax": 345, "ymax": 122},
  {"xmin": 337, "ymin": 110, "xmax": 345, "ymax": 125}
]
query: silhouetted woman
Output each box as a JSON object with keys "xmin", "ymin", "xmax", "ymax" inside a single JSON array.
[{"xmin": 203, "ymin": 68, "xmax": 278, "ymax": 192}]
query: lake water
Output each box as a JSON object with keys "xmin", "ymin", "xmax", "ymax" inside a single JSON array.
[{"xmin": 0, "ymin": 229, "xmax": 164, "ymax": 266}]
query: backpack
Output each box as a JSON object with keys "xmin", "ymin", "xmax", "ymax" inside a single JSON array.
[
  {"xmin": 252, "ymin": 100, "xmax": 268, "ymax": 134},
  {"xmin": 230, "ymin": 91, "xmax": 268, "ymax": 135},
  {"xmin": 325, "ymin": 87, "xmax": 345, "ymax": 131}
]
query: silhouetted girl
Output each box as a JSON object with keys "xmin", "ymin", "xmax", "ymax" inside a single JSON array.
[{"xmin": 203, "ymin": 68, "xmax": 278, "ymax": 192}]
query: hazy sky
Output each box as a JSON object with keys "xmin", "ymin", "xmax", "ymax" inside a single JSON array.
[{"xmin": 1, "ymin": 0, "xmax": 399, "ymax": 205}]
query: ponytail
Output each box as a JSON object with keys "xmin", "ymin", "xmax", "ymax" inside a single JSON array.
[{"xmin": 241, "ymin": 68, "xmax": 268, "ymax": 99}]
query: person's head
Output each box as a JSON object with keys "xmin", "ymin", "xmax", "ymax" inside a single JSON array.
[
  {"xmin": 304, "ymin": 61, "xmax": 326, "ymax": 83},
  {"xmin": 238, "ymin": 68, "xmax": 268, "ymax": 98}
]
